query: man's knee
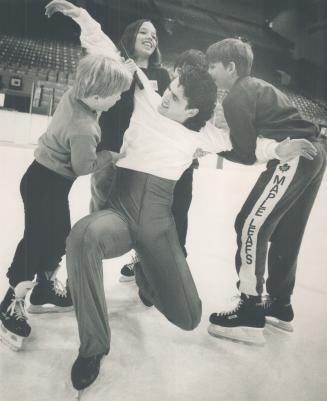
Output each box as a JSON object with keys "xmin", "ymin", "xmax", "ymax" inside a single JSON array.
[
  {"xmin": 66, "ymin": 216, "xmax": 101, "ymax": 255},
  {"xmin": 167, "ymin": 299, "xmax": 202, "ymax": 331}
]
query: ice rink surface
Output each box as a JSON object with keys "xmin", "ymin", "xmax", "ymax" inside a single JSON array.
[{"xmin": 0, "ymin": 145, "xmax": 326, "ymax": 401}]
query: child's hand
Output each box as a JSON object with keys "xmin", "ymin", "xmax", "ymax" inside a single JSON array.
[
  {"xmin": 110, "ymin": 151, "xmax": 124, "ymax": 164},
  {"xmin": 193, "ymin": 148, "xmax": 210, "ymax": 159},
  {"xmin": 275, "ymin": 137, "xmax": 318, "ymax": 161},
  {"xmin": 124, "ymin": 59, "xmax": 138, "ymax": 75},
  {"xmin": 45, "ymin": 0, "xmax": 81, "ymax": 19}
]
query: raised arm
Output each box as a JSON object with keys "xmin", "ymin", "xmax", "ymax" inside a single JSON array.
[{"xmin": 45, "ymin": 0, "xmax": 120, "ymax": 59}]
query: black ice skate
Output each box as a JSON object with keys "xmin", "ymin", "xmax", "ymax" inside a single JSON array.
[
  {"xmin": 208, "ymin": 293, "xmax": 266, "ymax": 346},
  {"xmin": 28, "ymin": 276, "xmax": 73, "ymax": 314},
  {"xmin": 71, "ymin": 352, "xmax": 108, "ymax": 391},
  {"xmin": 0, "ymin": 281, "xmax": 35, "ymax": 351},
  {"xmin": 119, "ymin": 255, "xmax": 139, "ymax": 283},
  {"xmin": 260, "ymin": 296, "xmax": 294, "ymax": 332},
  {"xmin": 138, "ymin": 290, "xmax": 153, "ymax": 307}
]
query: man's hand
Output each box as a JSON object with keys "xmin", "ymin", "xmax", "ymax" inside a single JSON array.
[
  {"xmin": 275, "ymin": 137, "xmax": 318, "ymax": 161},
  {"xmin": 45, "ymin": 0, "xmax": 81, "ymax": 19}
]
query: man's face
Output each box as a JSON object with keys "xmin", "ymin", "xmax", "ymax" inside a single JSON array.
[
  {"xmin": 158, "ymin": 77, "xmax": 197, "ymax": 123},
  {"xmin": 208, "ymin": 61, "xmax": 233, "ymax": 90}
]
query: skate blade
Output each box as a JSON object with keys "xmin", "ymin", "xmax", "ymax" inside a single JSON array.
[
  {"xmin": 265, "ymin": 316, "xmax": 293, "ymax": 332},
  {"xmin": 27, "ymin": 304, "xmax": 74, "ymax": 314},
  {"xmin": 208, "ymin": 324, "xmax": 266, "ymax": 346},
  {"xmin": 76, "ymin": 390, "xmax": 84, "ymax": 400},
  {"xmin": 0, "ymin": 322, "xmax": 24, "ymax": 351},
  {"xmin": 119, "ymin": 275, "xmax": 136, "ymax": 283}
]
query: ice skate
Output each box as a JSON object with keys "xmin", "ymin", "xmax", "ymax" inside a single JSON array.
[
  {"xmin": 261, "ymin": 296, "xmax": 294, "ymax": 332},
  {"xmin": 208, "ymin": 293, "xmax": 266, "ymax": 346},
  {"xmin": 119, "ymin": 255, "xmax": 139, "ymax": 283},
  {"xmin": 71, "ymin": 352, "xmax": 108, "ymax": 391},
  {"xmin": 0, "ymin": 281, "xmax": 35, "ymax": 351},
  {"xmin": 28, "ymin": 270, "xmax": 73, "ymax": 313},
  {"xmin": 138, "ymin": 290, "xmax": 153, "ymax": 307}
]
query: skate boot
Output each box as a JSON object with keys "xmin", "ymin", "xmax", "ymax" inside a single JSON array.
[
  {"xmin": 71, "ymin": 351, "xmax": 108, "ymax": 391},
  {"xmin": 261, "ymin": 296, "xmax": 294, "ymax": 332},
  {"xmin": 138, "ymin": 290, "xmax": 153, "ymax": 307},
  {"xmin": 119, "ymin": 255, "xmax": 139, "ymax": 283},
  {"xmin": 0, "ymin": 281, "xmax": 35, "ymax": 351},
  {"xmin": 28, "ymin": 274, "xmax": 73, "ymax": 314},
  {"xmin": 208, "ymin": 293, "xmax": 266, "ymax": 346}
]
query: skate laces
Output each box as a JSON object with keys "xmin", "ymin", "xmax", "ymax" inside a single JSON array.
[
  {"xmin": 125, "ymin": 261, "xmax": 135, "ymax": 271},
  {"xmin": 260, "ymin": 296, "xmax": 273, "ymax": 309},
  {"xmin": 52, "ymin": 278, "xmax": 68, "ymax": 298},
  {"xmin": 219, "ymin": 295, "xmax": 244, "ymax": 316},
  {"xmin": 126, "ymin": 255, "xmax": 139, "ymax": 271},
  {"xmin": 7, "ymin": 297, "xmax": 27, "ymax": 321}
]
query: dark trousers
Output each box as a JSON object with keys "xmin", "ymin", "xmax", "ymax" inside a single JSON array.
[
  {"xmin": 90, "ymin": 163, "xmax": 195, "ymax": 257},
  {"xmin": 172, "ymin": 164, "xmax": 195, "ymax": 256},
  {"xmin": 7, "ymin": 160, "xmax": 74, "ymax": 287},
  {"xmin": 67, "ymin": 167, "xmax": 201, "ymax": 357},
  {"xmin": 234, "ymin": 143, "xmax": 326, "ymax": 297}
]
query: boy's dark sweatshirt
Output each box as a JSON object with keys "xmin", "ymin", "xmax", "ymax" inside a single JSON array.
[{"xmin": 219, "ymin": 76, "xmax": 320, "ymax": 165}]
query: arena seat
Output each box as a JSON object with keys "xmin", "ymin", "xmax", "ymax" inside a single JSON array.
[
  {"xmin": 0, "ymin": 34, "xmax": 80, "ymax": 115},
  {"xmin": 31, "ymin": 80, "xmax": 72, "ymax": 115},
  {"xmin": 281, "ymin": 87, "xmax": 327, "ymax": 127}
]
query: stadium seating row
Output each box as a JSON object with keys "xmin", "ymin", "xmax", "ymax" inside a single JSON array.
[{"xmin": 0, "ymin": 34, "xmax": 326, "ymax": 128}]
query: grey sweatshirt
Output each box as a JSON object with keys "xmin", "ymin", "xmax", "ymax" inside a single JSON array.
[{"xmin": 34, "ymin": 88, "xmax": 112, "ymax": 179}]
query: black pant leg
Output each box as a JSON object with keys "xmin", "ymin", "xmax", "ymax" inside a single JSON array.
[
  {"xmin": 235, "ymin": 144, "xmax": 326, "ymax": 296},
  {"xmin": 7, "ymin": 161, "xmax": 73, "ymax": 286},
  {"xmin": 267, "ymin": 146, "xmax": 327, "ymax": 297}
]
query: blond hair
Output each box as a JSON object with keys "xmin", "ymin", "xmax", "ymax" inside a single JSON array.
[{"xmin": 74, "ymin": 54, "xmax": 132, "ymax": 99}]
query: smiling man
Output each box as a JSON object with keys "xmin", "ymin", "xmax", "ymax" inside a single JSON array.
[
  {"xmin": 65, "ymin": 65, "xmax": 231, "ymax": 392},
  {"xmin": 158, "ymin": 79, "xmax": 198, "ymax": 122}
]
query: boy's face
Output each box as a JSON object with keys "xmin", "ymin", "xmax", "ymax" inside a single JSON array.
[
  {"xmin": 157, "ymin": 77, "xmax": 198, "ymax": 124},
  {"xmin": 208, "ymin": 61, "xmax": 234, "ymax": 90},
  {"xmin": 96, "ymin": 92, "xmax": 122, "ymax": 111}
]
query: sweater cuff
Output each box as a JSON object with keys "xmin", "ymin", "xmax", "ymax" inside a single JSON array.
[{"xmin": 255, "ymin": 137, "xmax": 280, "ymax": 163}]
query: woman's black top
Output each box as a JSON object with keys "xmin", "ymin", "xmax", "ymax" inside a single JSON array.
[{"xmin": 98, "ymin": 67, "xmax": 170, "ymax": 152}]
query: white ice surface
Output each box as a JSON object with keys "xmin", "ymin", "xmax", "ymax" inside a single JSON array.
[{"xmin": 0, "ymin": 145, "xmax": 326, "ymax": 401}]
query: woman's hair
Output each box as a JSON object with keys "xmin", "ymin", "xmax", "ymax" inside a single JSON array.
[
  {"xmin": 119, "ymin": 19, "xmax": 162, "ymax": 67},
  {"xmin": 179, "ymin": 67, "xmax": 217, "ymax": 132},
  {"xmin": 206, "ymin": 38, "xmax": 253, "ymax": 77},
  {"xmin": 74, "ymin": 54, "xmax": 132, "ymax": 99}
]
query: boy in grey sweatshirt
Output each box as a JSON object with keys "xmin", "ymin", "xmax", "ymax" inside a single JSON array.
[{"xmin": 0, "ymin": 54, "xmax": 131, "ymax": 351}]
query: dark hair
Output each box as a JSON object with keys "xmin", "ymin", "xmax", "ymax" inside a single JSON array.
[
  {"xmin": 119, "ymin": 19, "xmax": 161, "ymax": 67},
  {"xmin": 179, "ymin": 67, "xmax": 217, "ymax": 132},
  {"xmin": 206, "ymin": 38, "xmax": 253, "ymax": 77},
  {"xmin": 174, "ymin": 49, "xmax": 208, "ymax": 72}
]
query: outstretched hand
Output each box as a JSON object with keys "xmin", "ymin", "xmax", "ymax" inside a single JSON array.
[
  {"xmin": 45, "ymin": 0, "xmax": 81, "ymax": 19},
  {"xmin": 275, "ymin": 137, "xmax": 318, "ymax": 161}
]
